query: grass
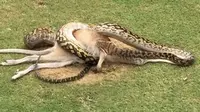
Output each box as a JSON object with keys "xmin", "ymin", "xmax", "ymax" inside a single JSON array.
[{"xmin": 0, "ymin": 0, "xmax": 200, "ymax": 111}]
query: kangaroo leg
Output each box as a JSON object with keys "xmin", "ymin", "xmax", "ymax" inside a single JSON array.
[
  {"xmin": 0, "ymin": 42, "xmax": 59, "ymax": 55},
  {"xmin": 145, "ymin": 59, "xmax": 174, "ymax": 64},
  {"xmin": 11, "ymin": 61, "xmax": 75, "ymax": 80},
  {"xmin": 1, "ymin": 55, "xmax": 40, "ymax": 65},
  {"xmin": 1, "ymin": 43, "xmax": 82, "ymax": 65},
  {"xmin": 1, "ymin": 53, "xmax": 65, "ymax": 65},
  {"xmin": 0, "ymin": 47, "xmax": 54, "ymax": 55},
  {"xmin": 1, "ymin": 52, "xmax": 81, "ymax": 66},
  {"xmin": 95, "ymin": 50, "xmax": 107, "ymax": 72}
]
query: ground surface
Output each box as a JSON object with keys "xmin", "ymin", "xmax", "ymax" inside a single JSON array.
[{"xmin": 0, "ymin": 0, "xmax": 200, "ymax": 111}]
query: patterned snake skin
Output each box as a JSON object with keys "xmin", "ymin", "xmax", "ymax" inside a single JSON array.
[
  {"xmin": 24, "ymin": 22, "xmax": 195, "ymax": 83},
  {"xmin": 92, "ymin": 23, "xmax": 194, "ymax": 65}
]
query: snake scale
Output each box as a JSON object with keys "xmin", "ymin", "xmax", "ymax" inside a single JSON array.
[{"xmin": 24, "ymin": 22, "xmax": 194, "ymax": 83}]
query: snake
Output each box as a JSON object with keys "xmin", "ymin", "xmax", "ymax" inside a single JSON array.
[
  {"xmin": 92, "ymin": 22, "xmax": 194, "ymax": 66},
  {"xmin": 24, "ymin": 22, "xmax": 195, "ymax": 83}
]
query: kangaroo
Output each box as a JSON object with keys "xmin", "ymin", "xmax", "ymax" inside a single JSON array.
[{"xmin": 0, "ymin": 22, "xmax": 194, "ymax": 82}]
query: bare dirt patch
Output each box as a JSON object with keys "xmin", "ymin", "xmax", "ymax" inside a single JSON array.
[{"xmin": 37, "ymin": 63, "xmax": 131, "ymax": 85}]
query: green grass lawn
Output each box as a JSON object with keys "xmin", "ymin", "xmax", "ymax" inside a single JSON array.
[{"xmin": 0, "ymin": 0, "xmax": 200, "ymax": 111}]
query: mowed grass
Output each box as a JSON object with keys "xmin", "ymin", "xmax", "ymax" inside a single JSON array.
[{"xmin": 0, "ymin": 0, "xmax": 200, "ymax": 111}]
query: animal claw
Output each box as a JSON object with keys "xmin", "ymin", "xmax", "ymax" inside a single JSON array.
[
  {"xmin": 11, "ymin": 75, "xmax": 18, "ymax": 80},
  {"xmin": 12, "ymin": 70, "xmax": 21, "ymax": 80}
]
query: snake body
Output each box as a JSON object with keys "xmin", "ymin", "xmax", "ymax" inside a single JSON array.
[
  {"xmin": 24, "ymin": 22, "xmax": 195, "ymax": 83},
  {"xmin": 24, "ymin": 27, "xmax": 56, "ymax": 49},
  {"xmin": 34, "ymin": 64, "xmax": 91, "ymax": 83},
  {"xmin": 93, "ymin": 23, "xmax": 194, "ymax": 66}
]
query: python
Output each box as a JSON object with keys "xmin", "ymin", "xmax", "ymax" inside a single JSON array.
[{"xmin": 0, "ymin": 22, "xmax": 194, "ymax": 83}]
